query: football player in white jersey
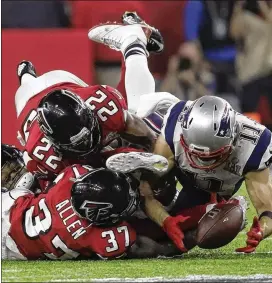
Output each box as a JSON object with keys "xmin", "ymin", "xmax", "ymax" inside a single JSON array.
[
  {"xmin": 156, "ymin": 96, "xmax": 272, "ymax": 251},
  {"xmin": 136, "ymin": 96, "xmax": 272, "ymax": 253},
  {"xmin": 89, "ymin": 20, "xmax": 272, "ymax": 253}
]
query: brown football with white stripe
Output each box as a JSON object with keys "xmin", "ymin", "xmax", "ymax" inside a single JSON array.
[{"xmin": 196, "ymin": 203, "xmax": 243, "ymax": 249}]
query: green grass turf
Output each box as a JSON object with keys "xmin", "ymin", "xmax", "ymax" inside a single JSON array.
[{"xmin": 2, "ymin": 184, "xmax": 272, "ymax": 282}]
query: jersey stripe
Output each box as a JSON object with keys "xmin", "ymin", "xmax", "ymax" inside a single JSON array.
[
  {"xmin": 143, "ymin": 118, "xmax": 161, "ymax": 135},
  {"xmin": 233, "ymin": 178, "xmax": 244, "ymax": 195},
  {"xmin": 243, "ymin": 128, "xmax": 272, "ymax": 174},
  {"xmin": 164, "ymin": 101, "xmax": 186, "ymax": 153},
  {"xmin": 147, "ymin": 112, "xmax": 163, "ymax": 129}
]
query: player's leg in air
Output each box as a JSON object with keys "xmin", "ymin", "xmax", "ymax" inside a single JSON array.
[
  {"xmin": 88, "ymin": 12, "xmax": 179, "ymax": 116},
  {"xmin": 15, "ymin": 60, "xmax": 89, "ymax": 117}
]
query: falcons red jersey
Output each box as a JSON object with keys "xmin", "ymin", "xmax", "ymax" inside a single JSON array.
[
  {"xmin": 8, "ymin": 164, "xmax": 136, "ymax": 260},
  {"xmin": 17, "ymin": 83, "xmax": 128, "ymax": 179}
]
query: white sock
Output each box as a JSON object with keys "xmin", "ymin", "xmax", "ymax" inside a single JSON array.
[
  {"xmin": 124, "ymin": 44, "xmax": 155, "ymax": 113},
  {"xmin": 21, "ymin": 73, "xmax": 36, "ymax": 85}
]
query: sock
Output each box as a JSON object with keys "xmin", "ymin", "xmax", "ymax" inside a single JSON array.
[
  {"xmin": 123, "ymin": 43, "xmax": 147, "ymax": 60},
  {"xmin": 21, "ymin": 73, "xmax": 36, "ymax": 85},
  {"xmin": 123, "ymin": 42, "xmax": 155, "ymax": 113},
  {"xmin": 116, "ymin": 59, "xmax": 127, "ymax": 105}
]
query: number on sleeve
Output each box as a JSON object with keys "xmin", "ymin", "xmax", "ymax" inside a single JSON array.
[
  {"xmin": 117, "ymin": 226, "xmax": 130, "ymax": 247},
  {"xmin": 102, "ymin": 230, "xmax": 119, "ymax": 252},
  {"xmin": 239, "ymin": 124, "xmax": 262, "ymax": 144},
  {"xmin": 85, "ymin": 89, "xmax": 118, "ymax": 121},
  {"xmin": 53, "ymin": 165, "xmax": 94, "ymax": 184},
  {"xmin": 102, "ymin": 226, "xmax": 130, "ymax": 253},
  {"xmin": 72, "ymin": 165, "xmax": 93, "ymax": 179}
]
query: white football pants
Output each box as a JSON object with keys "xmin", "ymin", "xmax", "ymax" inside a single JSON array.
[
  {"xmin": 2, "ymin": 186, "xmax": 33, "ymax": 260},
  {"xmin": 15, "ymin": 70, "xmax": 88, "ymax": 117}
]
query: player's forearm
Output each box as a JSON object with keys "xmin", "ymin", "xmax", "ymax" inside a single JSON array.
[
  {"xmin": 144, "ymin": 195, "xmax": 169, "ymax": 227},
  {"xmin": 245, "ymin": 169, "xmax": 272, "ymax": 238},
  {"xmin": 123, "ymin": 113, "xmax": 157, "ymax": 151},
  {"xmin": 245, "ymin": 177, "xmax": 272, "ymax": 214},
  {"xmin": 120, "ymin": 132, "xmax": 156, "ymax": 152},
  {"xmin": 259, "ymin": 216, "xmax": 272, "ymax": 239},
  {"xmin": 140, "ymin": 180, "xmax": 169, "ymax": 226},
  {"xmin": 257, "ymin": 184, "xmax": 272, "ymax": 238}
]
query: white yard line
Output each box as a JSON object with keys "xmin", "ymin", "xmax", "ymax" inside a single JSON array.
[
  {"xmin": 2, "ymin": 269, "xmax": 23, "ymax": 273},
  {"xmin": 3, "ymin": 273, "xmax": 272, "ymax": 282},
  {"xmin": 47, "ymin": 275, "xmax": 272, "ymax": 282}
]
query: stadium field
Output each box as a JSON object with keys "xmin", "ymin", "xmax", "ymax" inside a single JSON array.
[{"xmin": 2, "ymin": 185, "xmax": 272, "ymax": 282}]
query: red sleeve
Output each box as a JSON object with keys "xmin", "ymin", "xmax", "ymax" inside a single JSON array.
[
  {"xmin": 77, "ymin": 85, "xmax": 128, "ymax": 133},
  {"xmin": 51, "ymin": 164, "xmax": 92, "ymax": 186},
  {"xmin": 86, "ymin": 222, "xmax": 137, "ymax": 259}
]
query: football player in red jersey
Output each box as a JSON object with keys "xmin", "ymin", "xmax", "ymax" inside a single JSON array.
[
  {"xmin": 15, "ymin": 18, "xmax": 165, "ymax": 183},
  {"xmin": 2, "ymin": 144, "xmax": 189, "ymax": 260},
  {"xmin": 16, "ymin": 66, "xmax": 156, "ymax": 182},
  {"xmin": 2, "ymin": 142, "xmax": 139, "ymax": 260},
  {"xmin": 6, "ymin": 165, "xmax": 140, "ymax": 260}
]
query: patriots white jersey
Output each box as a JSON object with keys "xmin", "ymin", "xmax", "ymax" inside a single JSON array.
[{"xmin": 161, "ymin": 101, "xmax": 272, "ymax": 197}]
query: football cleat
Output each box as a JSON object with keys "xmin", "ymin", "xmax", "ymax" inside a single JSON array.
[
  {"xmin": 88, "ymin": 23, "xmax": 152, "ymax": 53},
  {"xmin": 106, "ymin": 152, "xmax": 168, "ymax": 175},
  {"xmin": 122, "ymin": 11, "xmax": 164, "ymax": 54},
  {"xmin": 17, "ymin": 60, "xmax": 37, "ymax": 85}
]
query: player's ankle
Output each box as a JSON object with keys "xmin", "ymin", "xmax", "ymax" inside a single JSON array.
[
  {"xmin": 21, "ymin": 73, "xmax": 36, "ymax": 85},
  {"xmin": 121, "ymin": 38, "xmax": 149, "ymax": 59}
]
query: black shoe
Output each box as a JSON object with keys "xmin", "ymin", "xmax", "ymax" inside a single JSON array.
[
  {"xmin": 17, "ymin": 60, "xmax": 37, "ymax": 85},
  {"xmin": 122, "ymin": 11, "xmax": 164, "ymax": 54}
]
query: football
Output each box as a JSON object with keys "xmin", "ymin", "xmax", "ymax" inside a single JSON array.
[{"xmin": 196, "ymin": 203, "xmax": 243, "ymax": 249}]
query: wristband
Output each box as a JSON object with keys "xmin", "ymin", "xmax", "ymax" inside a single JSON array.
[{"xmin": 259, "ymin": 211, "xmax": 272, "ymax": 220}]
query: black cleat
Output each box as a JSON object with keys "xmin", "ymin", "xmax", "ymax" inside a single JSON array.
[
  {"xmin": 122, "ymin": 11, "xmax": 164, "ymax": 54},
  {"xmin": 17, "ymin": 60, "xmax": 37, "ymax": 85}
]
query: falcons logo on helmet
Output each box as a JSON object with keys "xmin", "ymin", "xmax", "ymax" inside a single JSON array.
[{"xmin": 80, "ymin": 200, "xmax": 113, "ymax": 222}]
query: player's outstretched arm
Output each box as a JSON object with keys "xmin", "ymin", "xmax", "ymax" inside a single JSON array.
[
  {"xmin": 138, "ymin": 134, "xmax": 190, "ymax": 252},
  {"xmin": 121, "ymin": 112, "xmax": 157, "ymax": 151},
  {"xmin": 140, "ymin": 180, "xmax": 188, "ymax": 253},
  {"xmin": 237, "ymin": 168, "xmax": 272, "ymax": 253},
  {"xmin": 245, "ymin": 168, "xmax": 272, "ymax": 238},
  {"xmin": 140, "ymin": 134, "xmax": 175, "ymax": 227}
]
